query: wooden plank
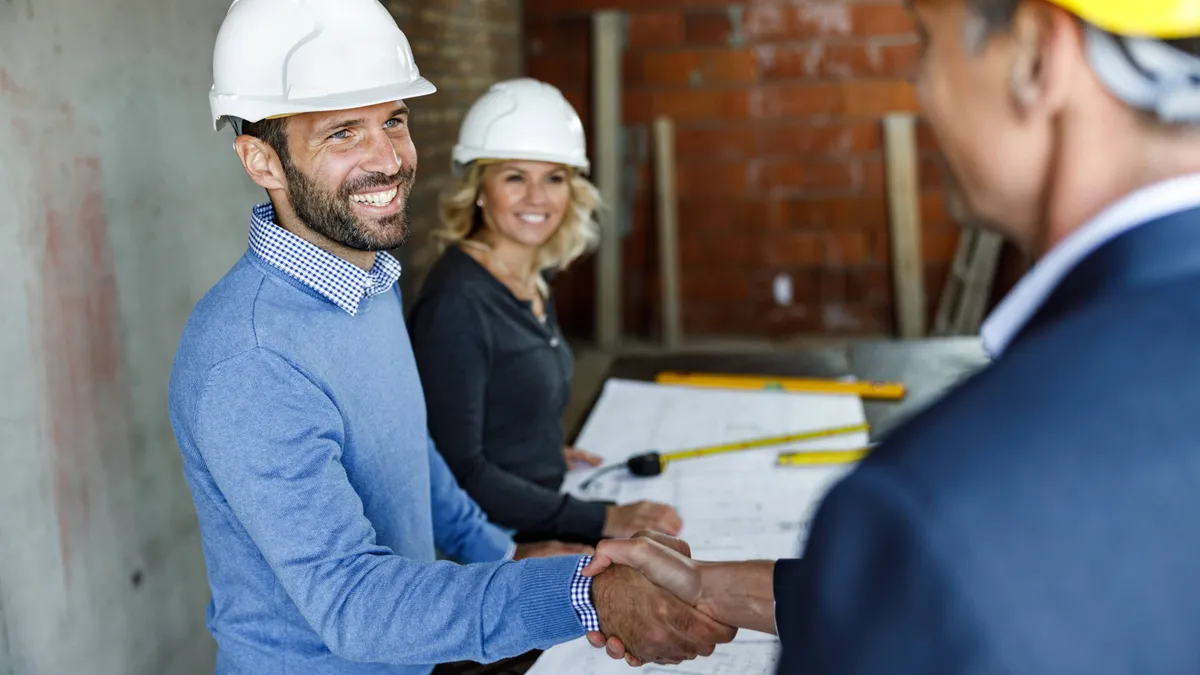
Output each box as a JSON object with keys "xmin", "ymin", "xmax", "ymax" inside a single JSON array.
[
  {"xmin": 883, "ymin": 113, "xmax": 926, "ymax": 338},
  {"xmin": 592, "ymin": 11, "xmax": 623, "ymax": 350},
  {"xmin": 653, "ymin": 116, "xmax": 682, "ymax": 350},
  {"xmin": 932, "ymin": 228, "xmax": 975, "ymax": 335},
  {"xmin": 954, "ymin": 229, "xmax": 1004, "ymax": 333}
]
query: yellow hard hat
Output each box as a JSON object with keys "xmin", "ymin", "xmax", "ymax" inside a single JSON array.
[{"xmin": 1049, "ymin": 0, "xmax": 1200, "ymax": 39}]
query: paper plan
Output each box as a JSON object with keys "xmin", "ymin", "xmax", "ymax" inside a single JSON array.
[{"xmin": 529, "ymin": 379, "xmax": 869, "ymax": 675}]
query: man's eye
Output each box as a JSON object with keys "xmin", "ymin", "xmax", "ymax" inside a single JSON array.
[
  {"xmin": 331, "ymin": 130, "xmax": 350, "ymax": 140},
  {"xmin": 385, "ymin": 118, "xmax": 406, "ymax": 129}
]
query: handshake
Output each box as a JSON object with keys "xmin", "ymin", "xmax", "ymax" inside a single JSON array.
[{"xmin": 578, "ymin": 531, "xmax": 777, "ymax": 667}]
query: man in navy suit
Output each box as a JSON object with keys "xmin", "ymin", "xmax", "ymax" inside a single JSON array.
[{"xmin": 582, "ymin": 0, "xmax": 1200, "ymax": 672}]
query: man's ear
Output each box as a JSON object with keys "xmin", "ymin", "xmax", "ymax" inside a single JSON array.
[
  {"xmin": 233, "ymin": 135, "xmax": 287, "ymax": 191},
  {"xmin": 1007, "ymin": 2, "xmax": 1077, "ymax": 118}
]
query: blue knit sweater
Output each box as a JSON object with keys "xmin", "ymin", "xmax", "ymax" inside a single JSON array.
[{"xmin": 168, "ymin": 215, "xmax": 586, "ymax": 674}]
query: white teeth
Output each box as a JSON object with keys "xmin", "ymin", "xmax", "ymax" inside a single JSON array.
[
  {"xmin": 519, "ymin": 213, "xmax": 548, "ymax": 224},
  {"xmin": 350, "ymin": 187, "xmax": 398, "ymax": 207}
]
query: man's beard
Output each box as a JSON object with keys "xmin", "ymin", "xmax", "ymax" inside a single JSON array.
[{"xmin": 283, "ymin": 159, "xmax": 415, "ymax": 252}]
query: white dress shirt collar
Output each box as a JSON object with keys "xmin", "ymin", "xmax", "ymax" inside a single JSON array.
[{"xmin": 980, "ymin": 173, "xmax": 1200, "ymax": 358}]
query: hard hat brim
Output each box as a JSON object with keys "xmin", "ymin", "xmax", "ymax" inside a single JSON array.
[
  {"xmin": 212, "ymin": 77, "xmax": 437, "ymax": 131},
  {"xmin": 452, "ymin": 147, "xmax": 590, "ymax": 177},
  {"xmin": 1049, "ymin": 0, "xmax": 1200, "ymax": 39}
]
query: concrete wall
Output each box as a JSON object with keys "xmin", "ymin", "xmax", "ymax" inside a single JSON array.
[
  {"xmin": 0, "ymin": 0, "xmax": 260, "ymax": 672},
  {"xmin": 0, "ymin": 1, "xmax": 520, "ymax": 674}
]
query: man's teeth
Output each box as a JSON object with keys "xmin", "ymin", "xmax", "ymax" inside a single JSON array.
[
  {"xmin": 519, "ymin": 213, "xmax": 548, "ymax": 224},
  {"xmin": 350, "ymin": 187, "xmax": 398, "ymax": 207}
]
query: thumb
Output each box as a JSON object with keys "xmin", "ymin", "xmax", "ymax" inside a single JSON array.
[
  {"xmin": 634, "ymin": 530, "xmax": 692, "ymax": 558},
  {"xmin": 581, "ymin": 552, "xmax": 613, "ymax": 577}
]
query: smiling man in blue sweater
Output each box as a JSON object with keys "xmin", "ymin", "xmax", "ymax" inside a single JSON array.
[{"xmin": 168, "ymin": 1, "xmax": 735, "ymax": 674}]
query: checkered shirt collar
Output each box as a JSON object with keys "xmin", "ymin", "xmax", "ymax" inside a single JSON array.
[{"xmin": 247, "ymin": 202, "xmax": 403, "ymax": 316}]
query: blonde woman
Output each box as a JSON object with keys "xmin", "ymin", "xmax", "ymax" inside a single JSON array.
[{"xmin": 408, "ymin": 79, "xmax": 681, "ymax": 549}]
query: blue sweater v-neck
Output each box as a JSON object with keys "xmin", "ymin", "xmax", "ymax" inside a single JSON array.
[{"xmin": 168, "ymin": 213, "xmax": 586, "ymax": 674}]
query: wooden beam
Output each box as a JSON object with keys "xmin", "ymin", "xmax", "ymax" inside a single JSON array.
[
  {"xmin": 883, "ymin": 113, "xmax": 926, "ymax": 338},
  {"xmin": 592, "ymin": 11, "xmax": 622, "ymax": 350},
  {"xmin": 653, "ymin": 116, "xmax": 682, "ymax": 350}
]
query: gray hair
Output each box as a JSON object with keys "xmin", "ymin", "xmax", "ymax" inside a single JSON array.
[{"xmin": 961, "ymin": 0, "xmax": 1200, "ymax": 123}]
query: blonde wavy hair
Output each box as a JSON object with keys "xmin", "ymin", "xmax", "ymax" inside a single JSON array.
[{"xmin": 431, "ymin": 161, "xmax": 602, "ymax": 286}]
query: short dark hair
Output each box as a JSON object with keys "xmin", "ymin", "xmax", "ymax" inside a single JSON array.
[
  {"xmin": 240, "ymin": 116, "xmax": 291, "ymax": 164},
  {"xmin": 966, "ymin": 0, "xmax": 1200, "ymax": 58}
]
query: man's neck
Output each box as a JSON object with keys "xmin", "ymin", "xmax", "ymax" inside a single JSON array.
[
  {"xmin": 1037, "ymin": 125, "xmax": 1200, "ymax": 258},
  {"xmin": 270, "ymin": 198, "xmax": 377, "ymax": 272}
]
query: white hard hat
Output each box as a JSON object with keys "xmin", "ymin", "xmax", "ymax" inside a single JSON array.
[
  {"xmin": 208, "ymin": 0, "xmax": 436, "ymax": 132},
  {"xmin": 451, "ymin": 78, "xmax": 589, "ymax": 176}
]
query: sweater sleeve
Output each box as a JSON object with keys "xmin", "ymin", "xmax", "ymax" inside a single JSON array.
[
  {"xmin": 426, "ymin": 432, "xmax": 517, "ymax": 564},
  {"xmin": 193, "ymin": 348, "xmax": 585, "ymax": 665},
  {"xmin": 410, "ymin": 290, "xmax": 609, "ymax": 539}
]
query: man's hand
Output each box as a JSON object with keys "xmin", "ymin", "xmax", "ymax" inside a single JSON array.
[
  {"xmin": 564, "ymin": 446, "xmax": 604, "ymax": 469},
  {"xmin": 603, "ymin": 501, "xmax": 683, "ymax": 539},
  {"xmin": 512, "ymin": 540, "xmax": 594, "ymax": 560},
  {"xmin": 589, "ymin": 562, "xmax": 736, "ymax": 666},
  {"xmin": 585, "ymin": 532, "xmax": 778, "ymax": 665},
  {"xmin": 584, "ymin": 534, "xmax": 705, "ymax": 609}
]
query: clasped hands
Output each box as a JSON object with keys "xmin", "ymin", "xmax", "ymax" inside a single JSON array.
[{"xmin": 580, "ymin": 531, "xmax": 735, "ymax": 667}]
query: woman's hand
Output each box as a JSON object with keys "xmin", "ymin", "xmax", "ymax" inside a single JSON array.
[
  {"xmin": 565, "ymin": 445, "xmax": 604, "ymax": 469},
  {"xmin": 602, "ymin": 501, "xmax": 683, "ymax": 539}
]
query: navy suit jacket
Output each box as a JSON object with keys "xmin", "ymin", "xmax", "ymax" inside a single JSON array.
[{"xmin": 774, "ymin": 207, "xmax": 1200, "ymax": 674}]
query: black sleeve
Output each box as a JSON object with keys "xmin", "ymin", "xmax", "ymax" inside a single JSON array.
[
  {"xmin": 773, "ymin": 467, "xmax": 1006, "ymax": 675},
  {"xmin": 409, "ymin": 289, "xmax": 608, "ymax": 539}
]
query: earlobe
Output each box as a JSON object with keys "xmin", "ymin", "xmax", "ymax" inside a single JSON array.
[{"xmin": 233, "ymin": 136, "xmax": 286, "ymax": 191}]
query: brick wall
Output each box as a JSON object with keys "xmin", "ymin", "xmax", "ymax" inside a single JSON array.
[
  {"xmin": 383, "ymin": 0, "xmax": 524, "ymax": 302},
  {"xmin": 525, "ymin": 1, "xmax": 1020, "ymax": 340}
]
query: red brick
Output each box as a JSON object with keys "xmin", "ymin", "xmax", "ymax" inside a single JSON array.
[
  {"xmin": 628, "ymin": 10, "xmax": 685, "ymax": 48},
  {"xmin": 678, "ymin": 199, "xmax": 771, "ymax": 231},
  {"xmin": 756, "ymin": 121, "xmax": 880, "ymax": 156},
  {"xmin": 674, "ymin": 125, "xmax": 758, "ymax": 159},
  {"xmin": 824, "ymin": 231, "xmax": 872, "ymax": 265},
  {"xmin": 629, "ymin": 49, "xmax": 757, "ymax": 87},
  {"xmin": 915, "ymin": 118, "xmax": 941, "ymax": 151},
  {"xmin": 763, "ymin": 232, "xmax": 825, "ymax": 266},
  {"xmin": 751, "ymin": 159, "xmax": 860, "ymax": 196},
  {"xmin": 525, "ymin": 15, "xmax": 590, "ymax": 57},
  {"xmin": 527, "ymin": 53, "xmax": 589, "ymax": 87},
  {"xmin": 922, "ymin": 226, "xmax": 961, "ymax": 264},
  {"xmin": 684, "ymin": 303, "xmax": 765, "ymax": 336},
  {"xmin": 684, "ymin": 10, "xmax": 734, "ymax": 46},
  {"xmin": 680, "ymin": 231, "xmax": 760, "ymax": 266},
  {"xmin": 920, "ymin": 192, "xmax": 951, "ymax": 226},
  {"xmin": 818, "ymin": 266, "xmax": 892, "ymax": 304},
  {"xmin": 751, "ymin": 84, "xmax": 842, "ymax": 118},
  {"xmin": 682, "ymin": 271, "xmax": 753, "ymax": 303},
  {"xmin": 526, "ymin": 0, "xmax": 730, "ymax": 11},
  {"xmin": 625, "ymin": 88, "xmax": 752, "ymax": 124},
  {"xmin": 744, "ymin": 3, "xmax": 915, "ymax": 42},
  {"xmin": 756, "ymin": 41, "xmax": 920, "ymax": 81},
  {"xmin": 677, "ymin": 161, "xmax": 748, "ymax": 198},
  {"xmin": 782, "ymin": 196, "xmax": 889, "ymax": 230},
  {"xmin": 763, "ymin": 303, "xmax": 824, "ymax": 337},
  {"xmin": 818, "ymin": 302, "xmax": 890, "ymax": 334},
  {"xmin": 840, "ymin": 80, "xmax": 919, "ymax": 116}
]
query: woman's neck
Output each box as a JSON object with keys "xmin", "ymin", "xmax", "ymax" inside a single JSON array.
[{"xmin": 473, "ymin": 234, "xmax": 538, "ymax": 281}]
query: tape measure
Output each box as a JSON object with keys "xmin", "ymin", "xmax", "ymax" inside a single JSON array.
[{"xmin": 624, "ymin": 422, "xmax": 870, "ymax": 477}]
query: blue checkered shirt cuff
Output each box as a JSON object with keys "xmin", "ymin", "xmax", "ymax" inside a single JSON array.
[{"xmin": 571, "ymin": 555, "xmax": 601, "ymax": 632}]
